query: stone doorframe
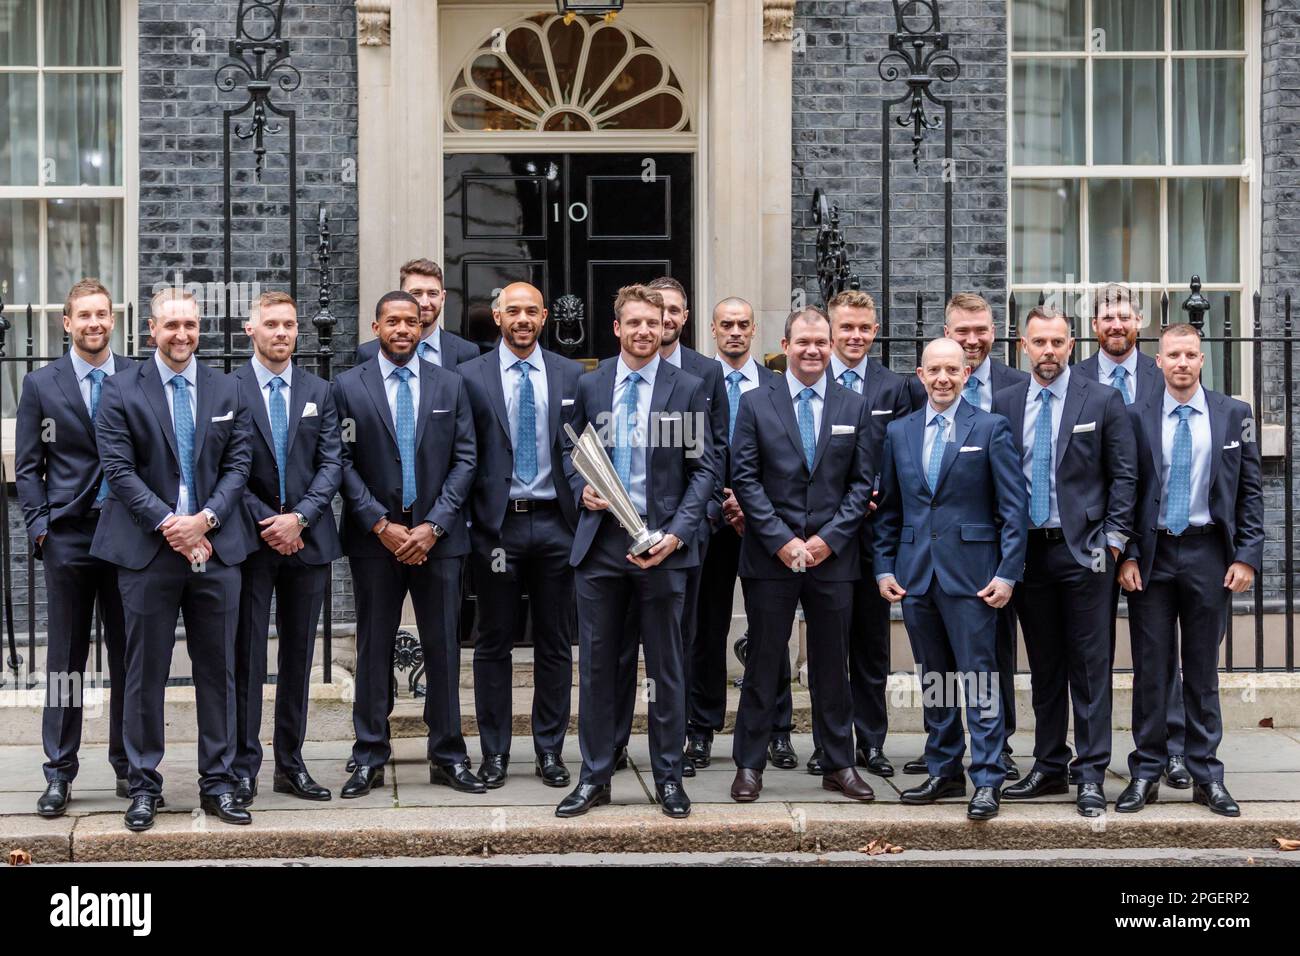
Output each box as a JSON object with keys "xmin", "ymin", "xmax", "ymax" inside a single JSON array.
[{"xmin": 354, "ymin": 0, "xmax": 794, "ymax": 354}]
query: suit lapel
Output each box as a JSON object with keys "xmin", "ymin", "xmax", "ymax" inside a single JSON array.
[
  {"xmin": 361, "ymin": 360, "xmax": 399, "ymax": 446},
  {"xmin": 141, "ymin": 358, "xmax": 180, "ymax": 464},
  {"xmin": 907, "ymin": 408, "xmax": 927, "ymax": 492},
  {"xmin": 414, "ymin": 361, "xmax": 438, "ymax": 448},
  {"xmin": 286, "ymin": 365, "xmax": 308, "ymax": 452},
  {"xmin": 53, "ymin": 356, "xmax": 94, "ymax": 437},
  {"xmin": 239, "ymin": 365, "xmax": 275, "ymax": 454},
  {"xmin": 771, "ymin": 378, "xmax": 807, "ymax": 469},
  {"xmin": 810, "ymin": 379, "xmax": 839, "ymax": 475},
  {"xmin": 1054, "ymin": 375, "xmax": 1086, "ymax": 471},
  {"xmin": 191, "ymin": 363, "xmax": 215, "ymax": 456},
  {"xmin": 1143, "ymin": 393, "xmax": 1164, "ymax": 478},
  {"xmin": 1207, "ymin": 389, "xmax": 1227, "ymax": 490},
  {"xmin": 1004, "ymin": 382, "xmax": 1029, "ymax": 457},
  {"xmin": 543, "ymin": 349, "xmax": 563, "ymax": 447},
  {"xmin": 485, "ymin": 352, "xmax": 513, "ymax": 443}
]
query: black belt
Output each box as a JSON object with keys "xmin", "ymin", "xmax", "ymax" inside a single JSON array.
[
  {"xmin": 1160, "ymin": 524, "xmax": 1216, "ymax": 538},
  {"xmin": 1027, "ymin": 527, "xmax": 1066, "ymax": 541},
  {"xmin": 509, "ymin": 499, "xmax": 558, "ymax": 513}
]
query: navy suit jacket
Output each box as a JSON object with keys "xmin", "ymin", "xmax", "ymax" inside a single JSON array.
[
  {"xmin": 873, "ymin": 398, "xmax": 1027, "ymax": 596},
  {"xmin": 731, "ymin": 374, "xmax": 873, "ymax": 582},
  {"xmin": 89, "ymin": 358, "xmax": 257, "ymax": 570},
  {"xmin": 994, "ymin": 372, "xmax": 1137, "ymax": 570},
  {"xmin": 459, "ymin": 345, "xmax": 585, "ymax": 541},
  {"xmin": 1122, "ymin": 386, "xmax": 1264, "ymax": 581},
  {"xmin": 14, "ymin": 352, "xmax": 136, "ymax": 556},
  {"xmin": 853, "ymin": 358, "xmax": 916, "ymax": 562},
  {"xmin": 674, "ymin": 345, "xmax": 729, "ymax": 526},
  {"xmin": 355, "ymin": 327, "xmax": 480, "ymax": 370},
  {"xmin": 1075, "ymin": 348, "xmax": 1162, "ymax": 406},
  {"xmin": 720, "ymin": 362, "xmax": 780, "ymax": 486},
  {"xmin": 564, "ymin": 357, "xmax": 715, "ymax": 570},
  {"xmin": 332, "ymin": 356, "xmax": 476, "ymax": 559},
  {"xmin": 234, "ymin": 361, "xmax": 343, "ymax": 566}
]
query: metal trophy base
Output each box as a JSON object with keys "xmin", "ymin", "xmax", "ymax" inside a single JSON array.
[{"xmin": 626, "ymin": 527, "xmax": 665, "ymax": 558}]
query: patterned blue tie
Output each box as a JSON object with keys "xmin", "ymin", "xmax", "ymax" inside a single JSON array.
[
  {"xmin": 797, "ymin": 387, "xmax": 816, "ymax": 472},
  {"xmin": 269, "ymin": 376, "xmax": 289, "ymax": 505},
  {"xmin": 1111, "ymin": 365, "xmax": 1132, "ymax": 405},
  {"xmin": 927, "ymin": 414, "xmax": 948, "ymax": 491},
  {"xmin": 513, "ymin": 360, "xmax": 537, "ymax": 484},
  {"xmin": 963, "ymin": 374, "xmax": 982, "ymax": 410},
  {"xmin": 417, "ymin": 340, "xmax": 436, "ymax": 364},
  {"xmin": 88, "ymin": 369, "xmax": 110, "ymax": 504},
  {"xmin": 838, "ymin": 369, "xmax": 860, "ymax": 393},
  {"xmin": 170, "ymin": 376, "xmax": 196, "ymax": 514},
  {"xmin": 725, "ymin": 370, "xmax": 744, "ymax": 442},
  {"xmin": 614, "ymin": 371, "xmax": 641, "ymax": 491},
  {"xmin": 1165, "ymin": 405, "xmax": 1194, "ymax": 534},
  {"xmin": 1030, "ymin": 390, "xmax": 1054, "ymax": 527},
  {"xmin": 393, "ymin": 366, "xmax": 417, "ymax": 508}
]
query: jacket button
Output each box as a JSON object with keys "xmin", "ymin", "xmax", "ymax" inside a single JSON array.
[{"xmin": 931, "ymin": 533, "xmax": 938, "ymax": 539}]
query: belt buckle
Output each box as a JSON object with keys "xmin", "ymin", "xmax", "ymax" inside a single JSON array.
[{"xmin": 512, "ymin": 499, "xmax": 529, "ymax": 513}]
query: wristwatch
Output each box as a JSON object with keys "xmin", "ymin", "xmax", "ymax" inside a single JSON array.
[
  {"xmin": 428, "ymin": 522, "xmax": 445, "ymax": 539},
  {"xmin": 293, "ymin": 511, "xmax": 309, "ymax": 529},
  {"xmin": 202, "ymin": 508, "xmax": 219, "ymax": 530}
]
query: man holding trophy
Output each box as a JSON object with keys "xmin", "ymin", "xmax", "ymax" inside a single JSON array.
[{"xmin": 556, "ymin": 285, "xmax": 716, "ymax": 819}]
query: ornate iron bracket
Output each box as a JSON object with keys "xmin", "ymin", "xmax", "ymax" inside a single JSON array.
[
  {"xmin": 812, "ymin": 188, "xmax": 860, "ymax": 306},
  {"xmin": 552, "ymin": 293, "xmax": 587, "ymax": 349},
  {"xmin": 392, "ymin": 630, "xmax": 426, "ymax": 698},
  {"xmin": 1183, "ymin": 275, "xmax": 1212, "ymax": 332},
  {"xmin": 878, "ymin": 1, "xmax": 960, "ymax": 171}
]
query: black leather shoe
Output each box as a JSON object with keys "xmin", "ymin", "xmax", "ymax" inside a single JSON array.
[
  {"xmin": 231, "ymin": 776, "xmax": 257, "ymax": 808},
  {"xmin": 685, "ymin": 734, "xmax": 712, "ymax": 768},
  {"xmin": 124, "ymin": 794, "xmax": 160, "ymax": 832},
  {"xmin": 37, "ymin": 781, "xmax": 70, "ymax": 818},
  {"xmin": 115, "ymin": 777, "xmax": 129, "ymax": 799},
  {"xmin": 345, "ymin": 758, "xmax": 356, "ymax": 774},
  {"xmin": 1002, "ymin": 770, "xmax": 1069, "ymax": 800},
  {"xmin": 658, "ymin": 781, "xmax": 691, "ymax": 818},
  {"xmin": 1116, "ymin": 777, "xmax": 1160, "ymax": 813},
  {"xmin": 1000, "ymin": 752, "xmax": 1020, "ymax": 781},
  {"xmin": 1165, "ymin": 754, "xmax": 1192, "ymax": 789},
  {"xmin": 1076, "ymin": 782, "xmax": 1107, "ymax": 817},
  {"xmin": 967, "ymin": 786, "xmax": 1001, "ymax": 820},
  {"xmin": 768, "ymin": 736, "xmax": 798, "ymax": 770},
  {"xmin": 1193, "ymin": 781, "xmax": 1240, "ymax": 817},
  {"xmin": 273, "ymin": 769, "xmax": 331, "ymax": 801},
  {"xmin": 535, "ymin": 752, "xmax": 570, "ymax": 788},
  {"xmin": 340, "ymin": 764, "xmax": 385, "ymax": 799},
  {"xmin": 477, "ymin": 754, "xmax": 508, "ymax": 789},
  {"xmin": 681, "ymin": 754, "xmax": 696, "ymax": 777},
  {"xmin": 431, "ymin": 762, "xmax": 488, "ymax": 793},
  {"xmin": 857, "ymin": 747, "xmax": 895, "ymax": 777},
  {"xmin": 613, "ymin": 747, "xmax": 629, "ymax": 771},
  {"xmin": 900, "ymin": 775, "xmax": 966, "ymax": 804},
  {"xmin": 200, "ymin": 792, "xmax": 252, "ymax": 825},
  {"xmin": 903, "ymin": 756, "xmax": 928, "ymax": 775},
  {"xmin": 555, "ymin": 782, "xmax": 612, "ymax": 817}
]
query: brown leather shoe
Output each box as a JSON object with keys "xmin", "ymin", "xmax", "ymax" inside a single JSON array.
[
  {"xmin": 731, "ymin": 768, "xmax": 763, "ymax": 802},
  {"xmin": 823, "ymin": 767, "xmax": 875, "ymax": 801}
]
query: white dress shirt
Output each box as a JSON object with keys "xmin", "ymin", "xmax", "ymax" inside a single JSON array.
[
  {"xmin": 1159, "ymin": 385, "xmax": 1213, "ymax": 529},
  {"xmin": 70, "ymin": 350, "xmax": 117, "ymax": 412},
  {"xmin": 614, "ymin": 354, "xmax": 659, "ymax": 516},
  {"xmin": 500, "ymin": 342, "xmax": 553, "ymax": 500},
  {"xmin": 829, "ymin": 353, "xmax": 868, "ymax": 394},
  {"xmin": 785, "ymin": 369, "xmax": 826, "ymax": 442},
  {"xmin": 1097, "ymin": 349, "xmax": 1139, "ymax": 405},
  {"xmin": 250, "ymin": 354, "xmax": 292, "ymax": 421},
  {"xmin": 377, "ymin": 350, "xmax": 421, "ymax": 430},
  {"xmin": 1022, "ymin": 367, "xmax": 1069, "ymax": 529}
]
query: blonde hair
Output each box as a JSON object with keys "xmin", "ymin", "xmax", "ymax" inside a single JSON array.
[
  {"xmin": 249, "ymin": 290, "xmax": 297, "ymax": 323},
  {"xmin": 944, "ymin": 292, "xmax": 993, "ymax": 325},
  {"xmin": 149, "ymin": 286, "xmax": 200, "ymax": 320}
]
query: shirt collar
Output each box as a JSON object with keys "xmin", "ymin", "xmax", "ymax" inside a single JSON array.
[
  {"xmin": 251, "ymin": 354, "xmax": 292, "ymax": 390},
  {"xmin": 420, "ymin": 325, "xmax": 442, "ymax": 356},
  {"xmin": 717, "ymin": 354, "xmax": 759, "ymax": 385},
  {"xmin": 969, "ymin": 355, "xmax": 992, "ymax": 387},
  {"xmin": 71, "ymin": 349, "xmax": 113, "ymax": 381},
  {"xmin": 785, "ymin": 369, "xmax": 827, "ymax": 402},
  {"xmin": 154, "ymin": 350, "xmax": 196, "ymax": 388},
  {"xmin": 662, "ymin": 342, "xmax": 683, "ymax": 368},
  {"xmin": 926, "ymin": 398, "xmax": 961, "ymax": 427},
  {"xmin": 616, "ymin": 353, "xmax": 659, "ymax": 388},
  {"xmin": 378, "ymin": 350, "xmax": 418, "ymax": 381},
  {"xmin": 499, "ymin": 340, "xmax": 541, "ymax": 374},
  {"xmin": 1028, "ymin": 365, "xmax": 1070, "ymax": 404},
  {"xmin": 829, "ymin": 352, "xmax": 867, "ymax": 383},
  {"xmin": 1098, "ymin": 348, "xmax": 1138, "ymax": 380},
  {"xmin": 1163, "ymin": 384, "xmax": 1207, "ymax": 418}
]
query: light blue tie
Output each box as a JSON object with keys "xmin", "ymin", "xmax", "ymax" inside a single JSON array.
[
  {"xmin": 417, "ymin": 340, "xmax": 436, "ymax": 364},
  {"xmin": 393, "ymin": 366, "xmax": 417, "ymax": 509},
  {"xmin": 927, "ymin": 414, "xmax": 948, "ymax": 491},
  {"xmin": 513, "ymin": 360, "xmax": 537, "ymax": 484},
  {"xmin": 725, "ymin": 370, "xmax": 744, "ymax": 443},
  {"xmin": 797, "ymin": 388, "xmax": 816, "ymax": 472},
  {"xmin": 269, "ymin": 376, "xmax": 289, "ymax": 505},
  {"xmin": 1030, "ymin": 390, "xmax": 1054, "ymax": 527},
  {"xmin": 838, "ymin": 369, "xmax": 860, "ymax": 394},
  {"xmin": 963, "ymin": 374, "xmax": 982, "ymax": 409},
  {"xmin": 1165, "ymin": 405, "xmax": 1194, "ymax": 534},
  {"xmin": 614, "ymin": 371, "xmax": 641, "ymax": 491},
  {"xmin": 170, "ymin": 376, "xmax": 196, "ymax": 514},
  {"xmin": 87, "ymin": 369, "xmax": 110, "ymax": 504},
  {"xmin": 1111, "ymin": 365, "xmax": 1133, "ymax": 405}
]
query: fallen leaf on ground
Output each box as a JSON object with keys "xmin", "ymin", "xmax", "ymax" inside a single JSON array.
[
  {"xmin": 1274, "ymin": 837, "xmax": 1300, "ymax": 851},
  {"xmin": 1258, "ymin": 717, "xmax": 1275, "ymax": 728},
  {"xmin": 858, "ymin": 837, "xmax": 905, "ymax": 855},
  {"xmin": 6, "ymin": 849, "xmax": 31, "ymax": 866}
]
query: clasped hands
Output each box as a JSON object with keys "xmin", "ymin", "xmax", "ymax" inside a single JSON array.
[{"xmin": 372, "ymin": 516, "xmax": 437, "ymax": 565}]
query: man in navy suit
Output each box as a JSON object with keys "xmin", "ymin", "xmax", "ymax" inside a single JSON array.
[
  {"xmin": 555, "ymin": 285, "xmax": 715, "ymax": 819},
  {"xmin": 230, "ymin": 291, "xmax": 342, "ymax": 806},
  {"xmin": 687, "ymin": 297, "xmax": 798, "ymax": 771},
  {"xmin": 333, "ymin": 291, "xmax": 484, "ymax": 798},
  {"xmin": 461, "ymin": 282, "xmax": 585, "ymax": 789},
  {"xmin": 15, "ymin": 279, "xmax": 133, "ymax": 817},
  {"xmin": 355, "ymin": 258, "xmax": 480, "ymax": 369},
  {"xmin": 993, "ymin": 307, "xmax": 1137, "ymax": 816},
  {"xmin": 728, "ymin": 307, "xmax": 876, "ymax": 804},
  {"xmin": 91, "ymin": 288, "xmax": 258, "ymax": 831},
  {"xmin": 1116, "ymin": 324, "xmax": 1263, "ymax": 817},
  {"xmin": 874, "ymin": 337, "xmax": 1027, "ymax": 820},
  {"xmin": 1076, "ymin": 282, "xmax": 1191, "ymax": 790}
]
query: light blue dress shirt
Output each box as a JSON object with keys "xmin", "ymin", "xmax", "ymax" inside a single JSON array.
[
  {"xmin": 1021, "ymin": 367, "xmax": 1069, "ymax": 529},
  {"xmin": 964, "ymin": 356, "xmax": 993, "ymax": 412},
  {"xmin": 784, "ymin": 370, "xmax": 826, "ymax": 441},
  {"xmin": 829, "ymin": 353, "xmax": 868, "ymax": 394},
  {"xmin": 716, "ymin": 354, "xmax": 762, "ymax": 396},
  {"xmin": 614, "ymin": 354, "xmax": 659, "ymax": 517},
  {"xmin": 154, "ymin": 351, "xmax": 200, "ymax": 517},
  {"xmin": 1159, "ymin": 385, "xmax": 1213, "ymax": 529},
  {"xmin": 377, "ymin": 351, "xmax": 421, "ymax": 430},
  {"xmin": 922, "ymin": 398, "xmax": 958, "ymax": 474},
  {"xmin": 417, "ymin": 325, "xmax": 443, "ymax": 366},
  {"xmin": 500, "ymin": 342, "xmax": 553, "ymax": 500},
  {"xmin": 1097, "ymin": 348, "xmax": 1139, "ymax": 404},
  {"xmin": 70, "ymin": 350, "xmax": 117, "ymax": 412},
  {"xmin": 250, "ymin": 354, "xmax": 292, "ymax": 420}
]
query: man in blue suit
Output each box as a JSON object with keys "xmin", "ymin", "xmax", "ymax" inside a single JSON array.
[
  {"xmin": 555, "ymin": 285, "xmax": 715, "ymax": 819},
  {"xmin": 874, "ymin": 337, "xmax": 1027, "ymax": 820},
  {"xmin": 460, "ymin": 282, "xmax": 585, "ymax": 789},
  {"xmin": 1116, "ymin": 324, "xmax": 1263, "ymax": 817},
  {"xmin": 355, "ymin": 258, "xmax": 479, "ymax": 369},
  {"xmin": 333, "ymin": 291, "xmax": 484, "ymax": 798},
  {"xmin": 231, "ymin": 291, "xmax": 343, "ymax": 806},
  {"xmin": 993, "ymin": 307, "xmax": 1137, "ymax": 816},
  {"xmin": 728, "ymin": 307, "xmax": 876, "ymax": 804},
  {"xmin": 15, "ymin": 279, "xmax": 134, "ymax": 817},
  {"xmin": 91, "ymin": 288, "xmax": 258, "ymax": 831}
]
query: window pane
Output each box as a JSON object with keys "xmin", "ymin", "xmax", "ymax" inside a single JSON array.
[
  {"xmin": 1174, "ymin": 59, "xmax": 1244, "ymax": 164},
  {"xmin": 46, "ymin": 198, "xmax": 124, "ymax": 299},
  {"xmin": 1012, "ymin": 0, "xmax": 1085, "ymax": 52},
  {"xmin": 1013, "ymin": 60, "xmax": 1085, "ymax": 165},
  {"xmin": 1013, "ymin": 180, "xmax": 1080, "ymax": 283},
  {"xmin": 1173, "ymin": 0, "xmax": 1243, "ymax": 51},
  {"xmin": 44, "ymin": 0, "xmax": 120, "ymax": 66},
  {"xmin": 0, "ymin": 0, "xmax": 37, "ymax": 64},
  {"xmin": 1093, "ymin": 59, "xmax": 1164, "ymax": 164},
  {"xmin": 1093, "ymin": 0, "xmax": 1162, "ymax": 52},
  {"xmin": 43, "ymin": 72, "xmax": 122, "ymax": 186},
  {"xmin": 1168, "ymin": 179, "xmax": 1239, "ymax": 283},
  {"xmin": 0, "ymin": 198, "xmax": 40, "ymax": 306},
  {"xmin": 1088, "ymin": 180, "xmax": 1160, "ymax": 282},
  {"xmin": 0, "ymin": 72, "xmax": 38, "ymax": 184}
]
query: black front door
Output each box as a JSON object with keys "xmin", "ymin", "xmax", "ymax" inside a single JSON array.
[{"xmin": 443, "ymin": 152, "xmax": 694, "ymax": 364}]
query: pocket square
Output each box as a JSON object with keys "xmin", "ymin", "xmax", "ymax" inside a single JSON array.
[
  {"xmin": 302, "ymin": 402, "xmax": 318, "ymax": 417},
  {"xmin": 431, "ymin": 409, "xmax": 450, "ymax": 415},
  {"xmin": 959, "ymin": 445, "xmax": 982, "ymax": 453},
  {"xmin": 1072, "ymin": 421, "xmax": 1096, "ymax": 434},
  {"xmin": 831, "ymin": 424, "xmax": 856, "ymax": 435},
  {"xmin": 562, "ymin": 398, "xmax": 575, "ymax": 407},
  {"xmin": 210, "ymin": 410, "xmax": 234, "ymax": 423},
  {"xmin": 871, "ymin": 409, "xmax": 893, "ymax": 416},
  {"xmin": 1223, "ymin": 440, "xmax": 1240, "ymax": 450}
]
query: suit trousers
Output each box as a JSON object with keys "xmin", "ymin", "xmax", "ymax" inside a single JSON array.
[
  {"xmin": 39, "ymin": 513, "xmax": 127, "ymax": 784},
  {"xmin": 118, "ymin": 549, "xmax": 241, "ymax": 797},
  {"xmin": 233, "ymin": 546, "xmax": 329, "ymax": 779},
  {"xmin": 350, "ymin": 553, "xmax": 468, "ymax": 768},
  {"xmin": 1111, "ymin": 580, "xmax": 1185, "ymax": 755},
  {"xmin": 470, "ymin": 508, "xmax": 575, "ymax": 758}
]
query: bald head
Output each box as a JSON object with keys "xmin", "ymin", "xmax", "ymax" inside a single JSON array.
[
  {"xmin": 917, "ymin": 337, "xmax": 970, "ymax": 412},
  {"xmin": 494, "ymin": 281, "xmax": 548, "ymax": 357},
  {"xmin": 921, "ymin": 337, "xmax": 964, "ymax": 368},
  {"xmin": 712, "ymin": 296, "xmax": 756, "ymax": 364}
]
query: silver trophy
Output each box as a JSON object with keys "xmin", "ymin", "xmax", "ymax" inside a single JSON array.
[{"xmin": 565, "ymin": 421, "xmax": 665, "ymax": 557}]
